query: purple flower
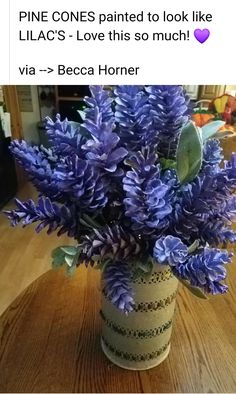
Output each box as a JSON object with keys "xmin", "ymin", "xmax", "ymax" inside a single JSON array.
[
  {"xmin": 82, "ymin": 89, "xmax": 128, "ymax": 175},
  {"xmin": 80, "ymin": 225, "xmax": 143, "ymax": 263},
  {"xmin": 146, "ymin": 85, "xmax": 189, "ymax": 158},
  {"xmin": 10, "ymin": 140, "xmax": 62, "ymax": 200},
  {"xmin": 45, "ymin": 114, "xmax": 85, "ymax": 156},
  {"xmin": 4, "ymin": 197, "xmax": 77, "ymax": 237},
  {"xmin": 223, "ymin": 152, "xmax": 236, "ymax": 188},
  {"xmin": 200, "ymin": 196, "xmax": 236, "ymax": 245},
  {"xmin": 203, "ymin": 139, "xmax": 223, "ymax": 166},
  {"xmin": 175, "ymin": 248, "xmax": 232, "ymax": 295},
  {"xmin": 103, "ymin": 261, "xmax": 134, "ymax": 314},
  {"xmin": 52, "ymin": 155, "xmax": 108, "ymax": 211},
  {"xmin": 172, "ymin": 167, "xmax": 236, "ymax": 246},
  {"xmin": 83, "ymin": 85, "xmax": 114, "ymax": 124},
  {"xmin": 154, "ymin": 235, "xmax": 188, "ymax": 266},
  {"xmin": 81, "ymin": 116, "xmax": 127, "ymax": 174},
  {"xmin": 123, "ymin": 148, "xmax": 172, "ymax": 234},
  {"xmin": 114, "ymin": 85, "xmax": 157, "ymax": 151}
]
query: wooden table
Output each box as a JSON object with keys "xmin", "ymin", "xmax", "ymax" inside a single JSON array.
[{"xmin": 0, "ymin": 264, "xmax": 236, "ymax": 393}]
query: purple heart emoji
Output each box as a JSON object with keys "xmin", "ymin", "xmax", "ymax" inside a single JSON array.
[{"xmin": 194, "ymin": 28, "xmax": 210, "ymax": 44}]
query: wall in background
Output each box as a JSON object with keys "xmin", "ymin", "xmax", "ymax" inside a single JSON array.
[
  {"xmin": 225, "ymin": 86, "xmax": 236, "ymax": 97},
  {"xmin": 19, "ymin": 86, "xmax": 40, "ymax": 144},
  {"xmin": 183, "ymin": 85, "xmax": 199, "ymax": 100},
  {"xmin": 0, "ymin": 86, "xmax": 4, "ymax": 103}
]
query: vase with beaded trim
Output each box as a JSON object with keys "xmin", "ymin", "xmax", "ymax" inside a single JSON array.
[{"xmin": 101, "ymin": 263, "xmax": 178, "ymax": 370}]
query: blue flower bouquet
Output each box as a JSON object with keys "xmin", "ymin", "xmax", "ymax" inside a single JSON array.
[{"xmin": 5, "ymin": 86, "xmax": 236, "ymax": 369}]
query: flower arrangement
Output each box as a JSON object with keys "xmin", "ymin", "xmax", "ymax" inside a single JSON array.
[{"xmin": 5, "ymin": 85, "xmax": 236, "ymax": 314}]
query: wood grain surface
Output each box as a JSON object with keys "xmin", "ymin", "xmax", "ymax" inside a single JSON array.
[
  {"xmin": 0, "ymin": 183, "xmax": 74, "ymax": 316},
  {"xmin": 0, "ymin": 261, "xmax": 236, "ymax": 393}
]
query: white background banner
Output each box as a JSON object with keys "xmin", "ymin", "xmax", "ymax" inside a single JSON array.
[{"xmin": 0, "ymin": 0, "xmax": 235, "ymax": 84}]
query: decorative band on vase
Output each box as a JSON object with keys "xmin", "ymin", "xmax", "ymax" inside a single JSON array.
[
  {"xmin": 133, "ymin": 291, "xmax": 177, "ymax": 312},
  {"xmin": 102, "ymin": 290, "xmax": 177, "ymax": 313},
  {"xmin": 101, "ymin": 336, "xmax": 170, "ymax": 362},
  {"xmin": 131, "ymin": 268, "xmax": 173, "ymax": 284},
  {"xmin": 100, "ymin": 310, "xmax": 172, "ymax": 339}
]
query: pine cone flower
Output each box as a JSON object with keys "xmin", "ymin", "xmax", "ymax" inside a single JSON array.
[
  {"xmin": 200, "ymin": 196, "xmax": 236, "ymax": 245},
  {"xmin": 82, "ymin": 86, "xmax": 127, "ymax": 176},
  {"xmin": 80, "ymin": 225, "xmax": 143, "ymax": 263},
  {"xmin": 45, "ymin": 114, "xmax": 85, "ymax": 156},
  {"xmin": 83, "ymin": 85, "xmax": 114, "ymax": 124},
  {"xmin": 172, "ymin": 170, "xmax": 236, "ymax": 245},
  {"xmin": 146, "ymin": 85, "xmax": 189, "ymax": 159},
  {"xmin": 4, "ymin": 197, "xmax": 77, "ymax": 237},
  {"xmin": 123, "ymin": 148, "xmax": 172, "ymax": 234},
  {"xmin": 223, "ymin": 153, "xmax": 236, "ymax": 189},
  {"xmin": 114, "ymin": 85, "xmax": 157, "ymax": 151},
  {"xmin": 174, "ymin": 248, "xmax": 232, "ymax": 295},
  {"xmin": 154, "ymin": 235, "xmax": 188, "ymax": 266},
  {"xmin": 103, "ymin": 260, "xmax": 134, "ymax": 313},
  {"xmin": 10, "ymin": 140, "xmax": 62, "ymax": 200},
  {"xmin": 53, "ymin": 155, "xmax": 108, "ymax": 211},
  {"xmin": 81, "ymin": 114, "xmax": 127, "ymax": 175},
  {"xmin": 203, "ymin": 139, "xmax": 223, "ymax": 166}
]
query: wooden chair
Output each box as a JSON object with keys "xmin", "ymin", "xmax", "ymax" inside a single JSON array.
[
  {"xmin": 210, "ymin": 94, "xmax": 236, "ymax": 123},
  {"xmin": 194, "ymin": 99, "xmax": 211, "ymax": 111}
]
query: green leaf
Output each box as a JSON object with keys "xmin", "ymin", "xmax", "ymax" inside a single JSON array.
[
  {"xmin": 65, "ymin": 255, "xmax": 74, "ymax": 267},
  {"xmin": 51, "ymin": 247, "xmax": 63, "ymax": 259},
  {"xmin": 77, "ymin": 110, "xmax": 86, "ymax": 121},
  {"xmin": 51, "ymin": 246, "xmax": 79, "ymax": 274},
  {"xmin": 79, "ymin": 218, "xmax": 93, "ymax": 229},
  {"xmin": 66, "ymin": 264, "xmax": 76, "ymax": 277},
  {"xmin": 214, "ymin": 130, "xmax": 235, "ymax": 139},
  {"xmin": 52, "ymin": 256, "xmax": 65, "ymax": 268},
  {"xmin": 201, "ymin": 121, "xmax": 225, "ymax": 141},
  {"xmin": 132, "ymin": 258, "xmax": 154, "ymax": 280},
  {"xmin": 60, "ymin": 246, "xmax": 77, "ymax": 256},
  {"xmin": 83, "ymin": 214, "xmax": 101, "ymax": 228},
  {"xmin": 160, "ymin": 158, "xmax": 176, "ymax": 170},
  {"xmin": 61, "ymin": 246, "xmax": 78, "ymax": 256},
  {"xmin": 51, "ymin": 246, "xmax": 79, "ymax": 269},
  {"xmin": 137, "ymin": 259, "xmax": 153, "ymax": 274},
  {"xmin": 187, "ymin": 240, "xmax": 200, "ymax": 254},
  {"xmin": 79, "ymin": 214, "xmax": 101, "ymax": 229},
  {"xmin": 178, "ymin": 278, "xmax": 208, "ymax": 299},
  {"xmin": 95, "ymin": 259, "xmax": 111, "ymax": 272},
  {"xmin": 51, "ymin": 247, "xmax": 66, "ymax": 268},
  {"xmin": 176, "ymin": 121, "xmax": 203, "ymax": 184}
]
